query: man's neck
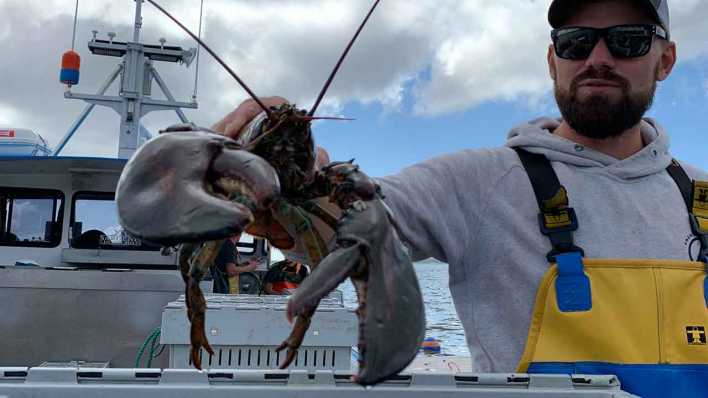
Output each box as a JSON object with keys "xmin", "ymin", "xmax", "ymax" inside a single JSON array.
[{"xmin": 553, "ymin": 121, "xmax": 645, "ymax": 160}]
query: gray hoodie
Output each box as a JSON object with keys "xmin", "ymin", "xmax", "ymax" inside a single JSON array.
[{"xmin": 378, "ymin": 117, "xmax": 708, "ymax": 372}]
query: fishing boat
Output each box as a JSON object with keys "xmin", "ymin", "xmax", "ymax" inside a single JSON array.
[
  {"xmin": 0, "ymin": 1, "xmax": 634, "ymax": 396},
  {"xmin": 0, "ymin": 0, "xmax": 356, "ymax": 370}
]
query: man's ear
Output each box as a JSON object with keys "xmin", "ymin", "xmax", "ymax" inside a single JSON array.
[
  {"xmin": 547, "ymin": 44, "xmax": 557, "ymax": 81},
  {"xmin": 656, "ymin": 41, "xmax": 677, "ymax": 81}
]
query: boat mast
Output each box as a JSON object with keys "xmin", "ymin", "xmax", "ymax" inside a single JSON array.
[{"xmin": 57, "ymin": 0, "xmax": 198, "ymax": 159}]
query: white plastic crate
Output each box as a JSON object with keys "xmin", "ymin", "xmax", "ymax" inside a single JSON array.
[{"xmin": 160, "ymin": 293, "xmax": 357, "ymax": 371}]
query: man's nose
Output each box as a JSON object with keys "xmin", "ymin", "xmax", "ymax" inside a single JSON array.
[{"xmin": 584, "ymin": 38, "xmax": 616, "ymax": 69}]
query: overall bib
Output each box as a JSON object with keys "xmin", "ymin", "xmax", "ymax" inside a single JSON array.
[{"xmin": 514, "ymin": 149, "xmax": 708, "ymax": 397}]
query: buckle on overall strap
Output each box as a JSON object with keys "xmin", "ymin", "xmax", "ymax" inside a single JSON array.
[
  {"xmin": 690, "ymin": 213, "xmax": 708, "ymax": 307},
  {"xmin": 691, "ymin": 181, "xmax": 708, "ymax": 263},
  {"xmin": 538, "ymin": 187, "xmax": 585, "ymax": 263},
  {"xmin": 554, "ymin": 252, "xmax": 592, "ymax": 312},
  {"xmin": 690, "ymin": 215, "xmax": 708, "ymax": 263},
  {"xmin": 689, "ymin": 181, "xmax": 708, "ymax": 306},
  {"xmin": 514, "ymin": 148, "xmax": 586, "ymax": 263}
]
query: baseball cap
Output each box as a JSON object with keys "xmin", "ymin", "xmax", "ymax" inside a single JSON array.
[{"xmin": 548, "ymin": 0, "xmax": 670, "ymax": 39}]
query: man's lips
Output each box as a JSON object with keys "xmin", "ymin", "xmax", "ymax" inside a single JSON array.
[{"xmin": 577, "ymin": 79, "xmax": 622, "ymax": 88}]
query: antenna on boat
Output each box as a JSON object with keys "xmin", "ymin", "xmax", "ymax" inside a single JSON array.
[
  {"xmin": 70, "ymin": 0, "xmax": 79, "ymax": 51},
  {"xmin": 192, "ymin": 0, "xmax": 205, "ymax": 102},
  {"xmin": 55, "ymin": 0, "xmax": 200, "ymax": 159}
]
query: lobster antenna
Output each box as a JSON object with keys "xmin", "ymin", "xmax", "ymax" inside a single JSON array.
[
  {"xmin": 145, "ymin": 0, "xmax": 272, "ymax": 117},
  {"xmin": 308, "ymin": 0, "xmax": 381, "ymax": 116},
  {"xmin": 300, "ymin": 116, "xmax": 354, "ymax": 121}
]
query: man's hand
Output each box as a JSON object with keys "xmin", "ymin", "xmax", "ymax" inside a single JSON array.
[
  {"xmin": 212, "ymin": 96, "xmax": 331, "ymax": 168},
  {"xmin": 242, "ymin": 259, "xmax": 259, "ymax": 272},
  {"xmin": 212, "ymin": 96, "xmax": 288, "ymax": 139},
  {"xmin": 212, "ymin": 97, "xmax": 335, "ymax": 261},
  {"xmin": 225, "ymin": 259, "xmax": 259, "ymax": 277}
]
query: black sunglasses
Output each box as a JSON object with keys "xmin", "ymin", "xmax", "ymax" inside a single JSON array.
[{"xmin": 551, "ymin": 24, "xmax": 667, "ymax": 60}]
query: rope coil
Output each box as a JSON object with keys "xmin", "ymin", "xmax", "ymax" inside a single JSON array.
[{"xmin": 135, "ymin": 327, "xmax": 164, "ymax": 368}]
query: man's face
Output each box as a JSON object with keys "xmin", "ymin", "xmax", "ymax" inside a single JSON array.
[{"xmin": 548, "ymin": 0, "xmax": 676, "ymax": 139}]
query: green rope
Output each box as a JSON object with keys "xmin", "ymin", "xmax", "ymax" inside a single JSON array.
[
  {"xmin": 135, "ymin": 327, "xmax": 162, "ymax": 368},
  {"xmin": 147, "ymin": 328, "xmax": 162, "ymax": 367}
]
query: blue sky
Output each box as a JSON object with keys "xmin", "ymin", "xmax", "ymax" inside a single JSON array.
[
  {"xmin": 0, "ymin": 1, "xmax": 705, "ymax": 178},
  {"xmin": 319, "ymin": 54, "xmax": 708, "ymax": 177}
]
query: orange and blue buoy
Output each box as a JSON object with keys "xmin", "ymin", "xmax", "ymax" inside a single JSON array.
[
  {"xmin": 60, "ymin": 49, "xmax": 81, "ymax": 85},
  {"xmin": 420, "ymin": 337, "xmax": 441, "ymax": 354}
]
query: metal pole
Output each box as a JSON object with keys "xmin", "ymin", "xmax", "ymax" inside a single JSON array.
[
  {"xmin": 70, "ymin": 0, "xmax": 79, "ymax": 49},
  {"xmin": 118, "ymin": 0, "xmax": 147, "ymax": 159},
  {"xmin": 192, "ymin": 0, "xmax": 204, "ymax": 101},
  {"xmin": 54, "ymin": 64, "xmax": 124, "ymax": 156},
  {"xmin": 133, "ymin": 0, "xmax": 143, "ymax": 43},
  {"xmin": 149, "ymin": 66, "xmax": 189, "ymax": 123}
]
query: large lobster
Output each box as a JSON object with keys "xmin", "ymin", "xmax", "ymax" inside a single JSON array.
[{"xmin": 116, "ymin": 0, "xmax": 425, "ymax": 386}]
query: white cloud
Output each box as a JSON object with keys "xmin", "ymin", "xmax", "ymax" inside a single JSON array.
[
  {"xmin": 0, "ymin": 102, "xmax": 25, "ymax": 126},
  {"xmin": 0, "ymin": 0, "xmax": 707, "ymax": 154},
  {"xmin": 412, "ymin": 1, "xmax": 551, "ymax": 115}
]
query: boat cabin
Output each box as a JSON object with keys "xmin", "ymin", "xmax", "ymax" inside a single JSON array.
[{"xmin": 0, "ymin": 156, "xmax": 270, "ymax": 368}]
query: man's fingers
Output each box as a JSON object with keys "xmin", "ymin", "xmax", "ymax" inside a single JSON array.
[
  {"xmin": 260, "ymin": 96, "xmax": 289, "ymax": 109},
  {"xmin": 315, "ymin": 146, "xmax": 331, "ymax": 169},
  {"xmin": 213, "ymin": 96, "xmax": 289, "ymax": 139},
  {"xmin": 223, "ymin": 115, "xmax": 250, "ymax": 139}
]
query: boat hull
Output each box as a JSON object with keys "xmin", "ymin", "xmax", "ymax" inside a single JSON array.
[{"xmin": 0, "ymin": 266, "xmax": 184, "ymax": 367}]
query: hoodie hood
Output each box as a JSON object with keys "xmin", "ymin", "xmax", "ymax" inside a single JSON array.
[{"xmin": 505, "ymin": 117, "xmax": 672, "ymax": 180}]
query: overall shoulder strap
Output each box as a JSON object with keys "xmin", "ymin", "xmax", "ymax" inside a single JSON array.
[
  {"xmin": 514, "ymin": 148, "xmax": 562, "ymax": 208},
  {"xmin": 514, "ymin": 148, "xmax": 584, "ymax": 263},
  {"xmin": 666, "ymin": 159, "xmax": 692, "ymax": 208},
  {"xmin": 666, "ymin": 160, "xmax": 708, "ymax": 263}
]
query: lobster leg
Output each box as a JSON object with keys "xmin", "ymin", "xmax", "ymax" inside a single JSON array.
[
  {"xmin": 275, "ymin": 306, "xmax": 315, "ymax": 368},
  {"xmin": 178, "ymin": 243, "xmax": 195, "ymax": 324},
  {"xmin": 288, "ymin": 242, "xmax": 362, "ymax": 317},
  {"xmin": 279, "ymin": 241, "xmax": 362, "ymax": 368},
  {"xmin": 178, "ymin": 243, "xmax": 196, "ymax": 284},
  {"xmin": 178, "ymin": 240, "xmax": 223, "ymax": 369}
]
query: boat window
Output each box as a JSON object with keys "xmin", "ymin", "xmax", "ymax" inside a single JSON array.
[
  {"xmin": 0, "ymin": 187, "xmax": 64, "ymax": 247},
  {"xmin": 70, "ymin": 192, "xmax": 159, "ymax": 251},
  {"xmin": 237, "ymin": 233, "xmax": 257, "ymax": 256}
]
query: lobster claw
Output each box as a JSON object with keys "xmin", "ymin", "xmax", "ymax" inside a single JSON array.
[
  {"xmin": 354, "ymin": 232, "xmax": 425, "ymax": 385},
  {"xmin": 283, "ymin": 162, "xmax": 425, "ymax": 385},
  {"xmin": 116, "ymin": 124, "xmax": 280, "ymax": 246}
]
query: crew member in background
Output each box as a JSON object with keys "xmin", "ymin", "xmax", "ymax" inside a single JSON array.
[
  {"xmin": 211, "ymin": 233, "xmax": 258, "ymax": 294},
  {"xmin": 263, "ymin": 259, "xmax": 309, "ymax": 295}
]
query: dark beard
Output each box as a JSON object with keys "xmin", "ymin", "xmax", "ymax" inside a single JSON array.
[{"xmin": 554, "ymin": 66, "xmax": 656, "ymax": 139}]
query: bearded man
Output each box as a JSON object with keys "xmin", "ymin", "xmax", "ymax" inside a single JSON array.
[{"xmin": 214, "ymin": 1, "xmax": 708, "ymax": 396}]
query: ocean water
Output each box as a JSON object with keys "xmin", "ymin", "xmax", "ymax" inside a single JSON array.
[{"xmin": 338, "ymin": 260, "xmax": 470, "ymax": 356}]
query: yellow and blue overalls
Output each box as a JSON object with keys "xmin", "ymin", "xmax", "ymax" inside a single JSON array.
[{"xmin": 514, "ymin": 148, "xmax": 708, "ymax": 397}]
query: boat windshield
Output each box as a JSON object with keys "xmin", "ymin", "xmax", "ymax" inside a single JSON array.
[
  {"xmin": 0, "ymin": 187, "xmax": 64, "ymax": 247},
  {"xmin": 70, "ymin": 192, "xmax": 159, "ymax": 251}
]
